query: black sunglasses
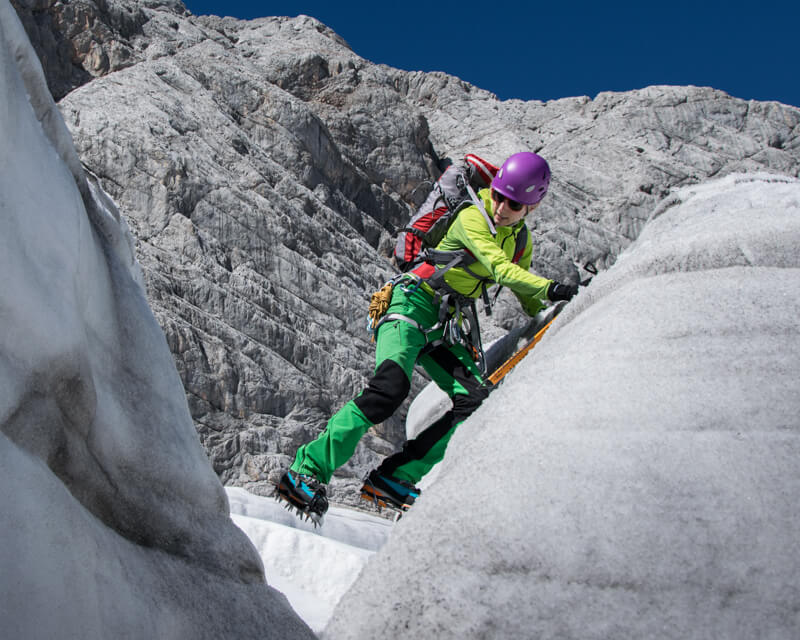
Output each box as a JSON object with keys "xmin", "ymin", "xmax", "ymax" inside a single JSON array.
[{"xmin": 493, "ymin": 191, "xmax": 525, "ymax": 211}]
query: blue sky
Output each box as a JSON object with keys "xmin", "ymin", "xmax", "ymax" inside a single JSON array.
[{"xmin": 182, "ymin": 1, "xmax": 799, "ymax": 108}]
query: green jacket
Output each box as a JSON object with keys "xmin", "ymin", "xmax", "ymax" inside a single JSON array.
[{"xmin": 429, "ymin": 188, "xmax": 552, "ymax": 316}]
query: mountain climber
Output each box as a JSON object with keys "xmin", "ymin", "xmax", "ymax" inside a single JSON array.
[{"xmin": 276, "ymin": 152, "xmax": 578, "ymax": 522}]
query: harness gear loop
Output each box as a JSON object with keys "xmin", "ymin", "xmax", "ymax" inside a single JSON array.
[
  {"xmin": 368, "ymin": 275, "xmax": 444, "ymax": 339},
  {"xmin": 425, "ymin": 292, "xmax": 487, "ymax": 376},
  {"xmin": 366, "ymin": 277, "xmax": 487, "ymax": 376}
]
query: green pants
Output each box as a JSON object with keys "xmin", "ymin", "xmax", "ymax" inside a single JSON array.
[{"xmin": 291, "ymin": 281, "xmax": 488, "ymax": 485}]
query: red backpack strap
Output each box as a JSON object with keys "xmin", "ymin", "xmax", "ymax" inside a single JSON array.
[{"xmin": 464, "ymin": 154, "xmax": 499, "ymax": 187}]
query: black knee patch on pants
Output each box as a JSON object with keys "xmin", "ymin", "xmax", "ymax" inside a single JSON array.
[
  {"xmin": 353, "ymin": 359, "xmax": 411, "ymax": 424},
  {"xmin": 378, "ymin": 347, "xmax": 490, "ymax": 478}
]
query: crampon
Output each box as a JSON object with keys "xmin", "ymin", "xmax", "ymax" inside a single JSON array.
[
  {"xmin": 275, "ymin": 470, "xmax": 328, "ymax": 527},
  {"xmin": 360, "ymin": 471, "xmax": 420, "ymax": 518}
]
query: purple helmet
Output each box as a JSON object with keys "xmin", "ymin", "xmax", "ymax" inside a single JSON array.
[{"xmin": 491, "ymin": 152, "xmax": 551, "ymax": 205}]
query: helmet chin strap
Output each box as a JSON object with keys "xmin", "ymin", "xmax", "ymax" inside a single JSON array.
[{"xmin": 522, "ymin": 200, "xmax": 541, "ymax": 217}]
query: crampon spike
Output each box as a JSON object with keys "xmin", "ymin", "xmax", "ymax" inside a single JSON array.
[{"xmin": 275, "ymin": 471, "xmax": 327, "ymax": 527}]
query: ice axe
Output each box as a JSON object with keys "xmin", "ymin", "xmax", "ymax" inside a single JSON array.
[
  {"xmin": 487, "ymin": 261, "xmax": 597, "ymax": 386},
  {"xmin": 486, "ymin": 304, "xmax": 563, "ymax": 385},
  {"xmin": 580, "ymin": 260, "xmax": 597, "ymax": 286}
]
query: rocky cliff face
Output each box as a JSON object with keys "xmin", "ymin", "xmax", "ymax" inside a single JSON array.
[{"xmin": 13, "ymin": 0, "xmax": 800, "ymax": 505}]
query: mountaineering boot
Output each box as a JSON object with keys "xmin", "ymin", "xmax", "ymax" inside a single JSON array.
[
  {"xmin": 361, "ymin": 470, "xmax": 421, "ymax": 512},
  {"xmin": 276, "ymin": 470, "xmax": 328, "ymax": 526}
]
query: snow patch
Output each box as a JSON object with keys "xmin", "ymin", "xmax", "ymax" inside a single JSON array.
[{"xmin": 227, "ymin": 487, "xmax": 393, "ymax": 633}]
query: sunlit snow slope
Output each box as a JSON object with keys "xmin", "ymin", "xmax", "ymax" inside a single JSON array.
[
  {"xmin": 325, "ymin": 174, "xmax": 800, "ymax": 640},
  {"xmin": 228, "ymin": 488, "xmax": 393, "ymax": 633}
]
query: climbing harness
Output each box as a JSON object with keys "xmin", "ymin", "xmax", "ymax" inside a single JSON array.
[{"xmin": 366, "ymin": 273, "xmax": 488, "ymax": 375}]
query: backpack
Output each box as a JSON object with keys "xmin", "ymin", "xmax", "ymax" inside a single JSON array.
[{"xmin": 394, "ymin": 154, "xmax": 499, "ymax": 271}]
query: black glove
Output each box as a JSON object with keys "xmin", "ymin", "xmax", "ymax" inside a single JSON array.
[{"xmin": 548, "ymin": 282, "xmax": 579, "ymax": 302}]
